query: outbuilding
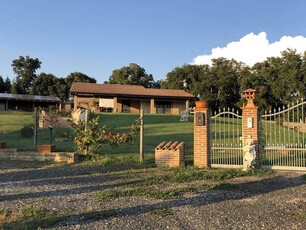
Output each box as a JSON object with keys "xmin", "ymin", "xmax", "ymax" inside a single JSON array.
[{"xmin": 0, "ymin": 93, "xmax": 61, "ymax": 111}]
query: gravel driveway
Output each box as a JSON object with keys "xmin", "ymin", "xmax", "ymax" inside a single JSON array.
[{"xmin": 0, "ymin": 160, "xmax": 305, "ymax": 230}]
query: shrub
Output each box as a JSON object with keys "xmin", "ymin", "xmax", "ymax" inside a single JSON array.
[
  {"xmin": 19, "ymin": 124, "xmax": 34, "ymax": 138},
  {"xmin": 71, "ymin": 116, "xmax": 140, "ymax": 155}
]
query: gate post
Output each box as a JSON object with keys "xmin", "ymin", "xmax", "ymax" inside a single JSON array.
[
  {"xmin": 194, "ymin": 101, "xmax": 211, "ymax": 168},
  {"xmin": 242, "ymin": 89, "xmax": 261, "ymax": 166}
]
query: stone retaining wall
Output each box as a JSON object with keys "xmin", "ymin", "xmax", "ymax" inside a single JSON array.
[{"xmin": 0, "ymin": 148, "xmax": 77, "ymax": 163}]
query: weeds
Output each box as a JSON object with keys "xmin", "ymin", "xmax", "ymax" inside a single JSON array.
[
  {"xmin": 94, "ymin": 167, "xmax": 271, "ymax": 201},
  {"xmin": 0, "ymin": 206, "xmax": 118, "ymax": 229},
  {"xmin": 0, "ymin": 206, "xmax": 64, "ymax": 229},
  {"xmin": 94, "ymin": 188, "xmax": 183, "ymax": 201},
  {"xmin": 293, "ymin": 211, "xmax": 306, "ymax": 220},
  {"xmin": 149, "ymin": 208, "xmax": 174, "ymax": 217}
]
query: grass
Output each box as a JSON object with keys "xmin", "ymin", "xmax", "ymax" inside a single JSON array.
[
  {"xmin": 0, "ymin": 112, "xmax": 195, "ymax": 158},
  {"xmin": 149, "ymin": 208, "xmax": 175, "ymax": 217},
  {"xmin": 94, "ymin": 167, "xmax": 273, "ymax": 201},
  {"xmin": 1, "ymin": 111, "xmax": 305, "ymax": 167},
  {"xmin": 0, "ymin": 205, "xmax": 64, "ymax": 229},
  {"xmin": 0, "ymin": 205, "xmax": 118, "ymax": 229}
]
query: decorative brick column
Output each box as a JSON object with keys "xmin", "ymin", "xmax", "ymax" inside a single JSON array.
[
  {"xmin": 242, "ymin": 89, "xmax": 261, "ymax": 166},
  {"xmin": 194, "ymin": 101, "xmax": 211, "ymax": 168}
]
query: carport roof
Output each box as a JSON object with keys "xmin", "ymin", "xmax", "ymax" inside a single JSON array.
[
  {"xmin": 0, "ymin": 93, "xmax": 61, "ymax": 102},
  {"xmin": 70, "ymin": 82, "xmax": 195, "ymax": 99}
]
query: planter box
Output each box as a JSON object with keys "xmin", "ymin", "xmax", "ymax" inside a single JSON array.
[
  {"xmin": 195, "ymin": 101, "xmax": 208, "ymax": 109},
  {"xmin": 36, "ymin": 144, "xmax": 55, "ymax": 153},
  {"xmin": 155, "ymin": 141, "xmax": 185, "ymax": 167},
  {"xmin": 0, "ymin": 142, "xmax": 6, "ymax": 149}
]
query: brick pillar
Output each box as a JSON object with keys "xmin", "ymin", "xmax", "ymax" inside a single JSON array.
[
  {"xmin": 194, "ymin": 101, "xmax": 210, "ymax": 168},
  {"xmin": 242, "ymin": 89, "xmax": 261, "ymax": 166}
]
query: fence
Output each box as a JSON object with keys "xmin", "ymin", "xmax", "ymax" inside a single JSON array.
[
  {"xmin": 0, "ymin": 110, "xmax": 195, "ymax": 163},
  {"xmin": 95, "ymin": 111, "xmax": 194, "ymax": 162},
  {"xmin": 0, "ymin": 110, "xmax": 75, "ymax": 152},
  {"xmin": 261, "ymin": 100, "xmax": 306, "ymax": 170},
  {"xmin": 211, "ymin": 108, "xmax": 243, "ymax": 167},
  {"xmin": 194, "ymin": 89, "xmax": 306, "ymax": 171}
]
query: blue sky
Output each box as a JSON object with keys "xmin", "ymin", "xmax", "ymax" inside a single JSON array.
[{"xmin": 1, "ymin": 0, "xmax": 306, "ymax": 83}]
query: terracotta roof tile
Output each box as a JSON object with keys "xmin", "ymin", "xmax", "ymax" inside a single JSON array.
[{"xmin": 70, "ymin": 82, "xmax": 195, "ymax": 98}]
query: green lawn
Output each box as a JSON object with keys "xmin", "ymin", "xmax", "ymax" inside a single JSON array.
[{"xmin": 0, "ymin": 112, "xmax": 194, "ymax": 162}]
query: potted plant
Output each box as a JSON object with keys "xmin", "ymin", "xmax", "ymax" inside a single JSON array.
[{"xmin": 195, "ymin": 94, "xmax": 208, "ymax": 108}]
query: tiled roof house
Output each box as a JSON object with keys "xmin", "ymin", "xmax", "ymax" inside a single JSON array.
[{"xmin": 70, "ymin": 82, "xmax": 195, "ymax": 114}]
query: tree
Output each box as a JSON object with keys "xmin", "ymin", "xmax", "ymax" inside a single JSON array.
[
  {"xmin": 204, "ymin": 58, "xmax": 241, "ymax": 110},
  {"xmin": 4, "ymin": 77, "xmax": 11, "ymax": 93},
  {"xmin": 250, "ymin": 49, "xmax": 305, "ymax": 110},
  {"xmin": 11, "ymin": 56, "xmax": 41, "ymax": 94},
  {"xmin": 0, "ymin": 76, "xmax": 5, "ymax": 93},
  {"xmin": 65, "ymin": 72, "xmax": 96, "ymax": 89},
  {"xmin": 32, "ymin": 73, "xmax": 58, "ymax": 96},
  {"xmin": 32, "ymin": 73, "xmax": 68, "ymax": 100},
  {"xmin": 161, "ymin": 64, "xmax": 207, "ymax": 95},
  {"xmin": 107, "ymin": 63, "xmax": 155, "ymax": 88},
  {"xmin": 0, "ymin": 76, "xmax": 11, "ymax": 93}
]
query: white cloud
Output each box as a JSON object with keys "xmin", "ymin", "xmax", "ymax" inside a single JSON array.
[{"xmin": 192, "ymin": 32, "xmax": 306, "ymax": 67}]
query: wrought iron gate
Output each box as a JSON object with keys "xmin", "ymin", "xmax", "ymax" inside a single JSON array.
[
  {"xmin": 261, "ymin": 100, "xmax": 306, "ymax": 170},
  {"xmin": 210, "ymin": 108, "xmax": 243, "ymax": 167}
]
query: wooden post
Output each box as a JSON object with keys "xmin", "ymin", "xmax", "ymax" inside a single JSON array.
[
  {"xmin": 34, "ymin": 108, "xmax": 38, "ymax": 148},
  {"xmin": 140, "ymin": 109, "xmax": 144, "ymax": 163}
]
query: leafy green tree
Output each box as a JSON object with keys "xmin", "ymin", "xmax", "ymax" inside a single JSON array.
[
  {"xmin": 32, "ymin": 73, "xmax": 58, "ymax": 96},
  {"xmin": 107, "ymin": 63, "xmax": 155, "ymax": 88},
  {"xmin": 11, "ymin": 56, "xmax": 41, "ymax": 94},
  {"xmin": 160, "ymin": 64, "xmax": 207, "ymax": 95},
  {"xmin": 65, "ymin": 72, "xmax": 96, "ymax": 89},
  {"xmin": 207, "ymin": 58, "xmax": 241, "ymax": 110},
  {"xmin": 4, "ymin": 77, "xmax": 11, "ymax": 93},
  {"xmin": 162, "ymin": 60, "xmax": 242, "ymax": 110},
  {"xmin": 11, "ymin": 78, "xmax": 23, "ymax": 94},
  {"xmin": 0, "ymin": 76, "xmax": 5, "ymax": 93},
  {"xmin": 250, "ymin": 49, "xmax": 305, "ymax": 110},
  {"xmin": 33, "ymin": 73, "xmax": 70, "ymax": 101},
  {"xmin": 55, "ymin": 78, "xmax": 69, "ymax": 101}
]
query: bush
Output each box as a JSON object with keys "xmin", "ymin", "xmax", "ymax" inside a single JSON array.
[
  {"xmin": 19, "ymin": 124, "xmax": 34, "ymax": 138},
  {"xmin": 71, "ymin": 116, "xmax": 140, "ymax": 156}
]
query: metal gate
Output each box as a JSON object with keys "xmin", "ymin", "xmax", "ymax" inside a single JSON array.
[
  {"xmin": 261, "ymin": 100, "xmax": 306, "ymax": 170},
  {"xmin": 211, "ymin": 108, "xmax": 243, "ymax": 168}
]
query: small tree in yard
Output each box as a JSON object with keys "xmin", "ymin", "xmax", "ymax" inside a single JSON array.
[{"xmin": 72, "ymin": 116, "xmax": 140, "ymax": 156}]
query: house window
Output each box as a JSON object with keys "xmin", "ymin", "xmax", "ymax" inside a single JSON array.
[{"xmin": 156, "ymin": 101, "xmax": 171, "ymax": 114}]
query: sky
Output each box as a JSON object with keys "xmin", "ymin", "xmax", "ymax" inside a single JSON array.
[{"xmin": 1, "ymin": 0, "xmax": 306, "ymax": 83}]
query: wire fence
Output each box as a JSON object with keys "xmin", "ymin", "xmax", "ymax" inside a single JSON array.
[{"xmin": 0, "ymin": 110, "xmax": 194, "ymax": 162}]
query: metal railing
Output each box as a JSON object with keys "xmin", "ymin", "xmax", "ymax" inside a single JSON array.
[
  {"xmin": 211, "ymin": 108, "xmax": 243, "ymax": 167},
  {"xmin": 261, "ymin": 100, "xmax": 306, "ymax": 170}
]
